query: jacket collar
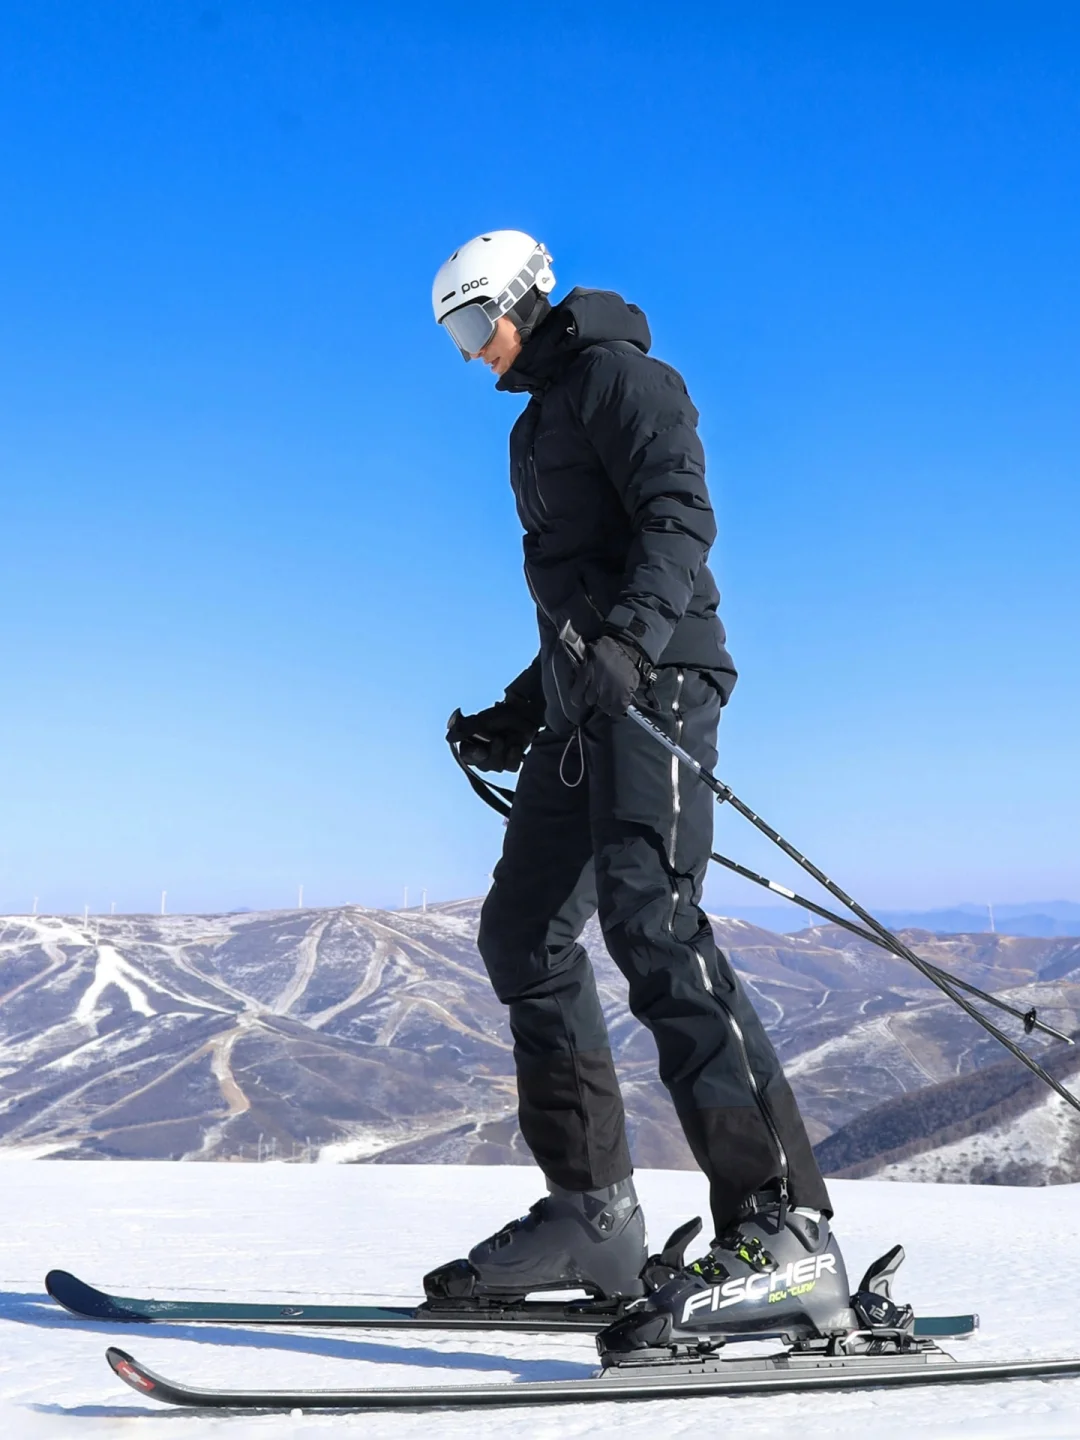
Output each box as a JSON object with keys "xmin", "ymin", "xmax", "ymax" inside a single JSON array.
[{"xmin": 497, "ymin": 287, "xmax": 652, "ymax": 396}]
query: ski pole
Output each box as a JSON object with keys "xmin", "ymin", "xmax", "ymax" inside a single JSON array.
[
  {"xmin": 558, "ymin": 621, "xmax": 1080, "ymax": 1115},
  {"xmin": 446, "ymin": 710, "xmax": 1070, "ymax": 1048},
  {"xmin": 708, "ymin": 850, "xmax": 1074, "ymax": 1046}
]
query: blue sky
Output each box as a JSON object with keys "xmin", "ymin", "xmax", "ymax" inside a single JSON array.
[{"xmin": 0, "ymin": 2, "xmax": 1077, "ymax": 916}]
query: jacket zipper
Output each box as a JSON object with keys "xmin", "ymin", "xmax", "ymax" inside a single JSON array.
[
  {"xmin": 524, "ymin": 570, "xmax": 573, "ymax": 720},
  {"xmin": 515, "ymin": 399, "xmax": 547, "ymax": 534},
  {"xmin": 522, "ymin": 446, "xmax": 548, "ymax": 528}
]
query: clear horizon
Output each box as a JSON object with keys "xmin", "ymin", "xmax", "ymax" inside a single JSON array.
[
  {"xmin": 5, "ymin": 895, "xmax": 1078, "ymax": 926},
  {"xmin": 0, "ymin": 5, "xmax": 1077, "ymax": 916}
]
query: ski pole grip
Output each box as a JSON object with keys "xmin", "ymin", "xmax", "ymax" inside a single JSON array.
[{"xmin": 559, "ymin": 619, "xmax": 587, "ymax": 667}]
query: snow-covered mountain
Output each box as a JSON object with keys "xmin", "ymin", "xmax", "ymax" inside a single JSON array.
[
  {"xmin": 718, "ymin": 900, "xmax": 1080, "ymax": 937},
  {"xmin": 815, "ymin": 1035, "xmax": 1080, "ymax": 1185},
  {"xmin": 1, "ymin": 904, "xmax": 1078, "ymax": 1178}
]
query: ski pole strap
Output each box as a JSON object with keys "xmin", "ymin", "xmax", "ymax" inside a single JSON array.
[{"xmin": 446, "ymin": 725, "xmax": 515, "ymax": 820}]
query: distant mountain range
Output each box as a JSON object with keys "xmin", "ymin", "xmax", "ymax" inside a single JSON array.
[
  {"xmin": 720, "ymin": 901, "xmax": 1080, "ymax": 937},
  {"xmin": 1, "ymin": 903, "xmax": 1078, "ymax": 1183},
  {"xmin": 880, "ymin": 903, "xmax": 1080, "ymax": 938}
]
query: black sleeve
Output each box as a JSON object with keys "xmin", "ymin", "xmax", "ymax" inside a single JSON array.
[
  {"xmin": 503, "ymin": 654, "xmax": 546, "ymax": 724},
  {"xmin": 575, "ymin": 348, "xmax": 716, "ymax": 664}
]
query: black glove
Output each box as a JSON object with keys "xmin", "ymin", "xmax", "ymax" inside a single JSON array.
[
  {"xmin": 446, "ymin": 699, "xmax": 539, "ymax": 773},
  {"xmin": 571, "ymin": 634, "xmax": 652, "ymax": 717}
]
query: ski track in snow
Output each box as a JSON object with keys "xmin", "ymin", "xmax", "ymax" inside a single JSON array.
[
  {"xmin": 306, "ymin": 930, "xmax": 394, "ymax": 1030},
  {"xmin": 365, "ymin": 915, "xmax": 496, "ymax": 987},
  {"xmin": 74, "ymin": 945, "xmax": 157, "ymax": 1026},
  {"xmin": 881, "ymin": 1013, "xmax": 941, "ymax": 1087},
  {"xmin": 785, "ymin": 1011, "xmax": 943, "ymax": 1090},
  {"xmin": 272, "ymin": 920, "xmax": 328, "ymax": 1017},
  {"xmin": 188, "ymin": 1029, "xmax": 255, "ymax": 1161},
  {"xmin": 3, "ymin": 1163, "xmax": 1080, "ymax": 1437}
]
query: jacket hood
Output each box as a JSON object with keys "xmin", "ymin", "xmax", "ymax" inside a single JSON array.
[{"xmin": 497, "ymin": 287, "xmax": 652, "ymax": 394}]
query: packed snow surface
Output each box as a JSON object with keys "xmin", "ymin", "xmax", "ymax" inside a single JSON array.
[{"xmin": 3, "ymin": 1161, "xmax": 1080, "ymax": 1437}]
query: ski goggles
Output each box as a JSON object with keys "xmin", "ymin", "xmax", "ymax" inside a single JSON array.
[{"xmin": 441, "ymin": 247, "xmax": 552, "ymax": 359}]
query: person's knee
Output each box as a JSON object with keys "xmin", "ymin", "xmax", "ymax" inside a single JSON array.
[
  {"xmin": 477, "ymin": 897, "xmax": 523, "ymax": 1004},
  {"xmin": 597, "ymin": 886, "xmax": 677, "ymax": 999},
  {"xmin": 479, "ymin": 898, "xmax": 594, "ymax": 1006},
  {"xmin": 596, "ymin": 848, "xmax": 672, "ymax": 951}
]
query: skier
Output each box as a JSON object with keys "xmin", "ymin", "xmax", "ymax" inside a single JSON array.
[{"xmin": 428, "ymin": 230, "xmax": 850, "ymax": 1346}]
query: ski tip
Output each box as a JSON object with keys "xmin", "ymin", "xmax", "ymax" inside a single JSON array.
[
  {"xmin": 46, "ymin": 1269, "xmax": 142, "ymax": 1322},
  {"xmin": 45, "ymin": 1269, "xmax": 97, "ymax": 1311},
  {"xmin": 107, "ymin": 1347, "xmax": 156, "ymax": 1395},
  {"xmin": 45, "ymin": 1269, "xmax": 72, "ymax": 1298}
]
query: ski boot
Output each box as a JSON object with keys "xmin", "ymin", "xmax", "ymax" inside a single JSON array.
[
  {"xmin": 423, "ymin": 1176, "xmax": 647, "ymax": 1305},
  {"xmin": 598, "ymin": 1188, "xmax": 857, "ymax": 1359}
]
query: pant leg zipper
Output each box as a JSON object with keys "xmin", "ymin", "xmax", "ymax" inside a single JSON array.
[
  {"xmin": 667, "ymin": 671, "xmax": 790, "ymax": 1215},
  {"xmin": 668, "ymin": 669, "xmax": 685, "ymax": 930},
  {"xmin": 704, "ymin": 968, "xmax": 790, "ymax": 1213},
  {"xmin": 667, "ymin": 670, "xmax": 685, "ymax": 867}
]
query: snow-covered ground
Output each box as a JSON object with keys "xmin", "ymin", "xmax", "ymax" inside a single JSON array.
[{"xmin": 3, "ymin": 1161, "xmax": 1080, "ymax": 1438}]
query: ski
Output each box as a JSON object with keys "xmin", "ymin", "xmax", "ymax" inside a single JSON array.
[
  {"xmin": 46, "ymin": 1269, "xmax": 626, "ymax": 1331},
  {"xmin": 45, "ymin": 1270, "xmax": 976, "ymax": 1338},
  {"xmin": 106, "ymin": 1342, "xmax": 1080, "ymax": 1412}
]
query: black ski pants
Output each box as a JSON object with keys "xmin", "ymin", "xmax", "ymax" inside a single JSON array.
[{"xmin": 477, "ymin": 667, "xmax": 831, "ymax": 1234}]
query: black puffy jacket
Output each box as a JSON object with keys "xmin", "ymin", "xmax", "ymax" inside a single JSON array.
[{"xmin": 498, "ymin": 288, "xmax": 737, "ymax": 731}]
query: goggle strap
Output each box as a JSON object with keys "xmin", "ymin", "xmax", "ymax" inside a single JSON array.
[
  {"xmin": 491, "ymin": 249, "xmax": 547, "ymax": 316},
  {"xmin": 442, "ymin": 246, "xmax": 551, "ymax": 357}
]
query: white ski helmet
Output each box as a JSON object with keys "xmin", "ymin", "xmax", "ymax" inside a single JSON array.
[{"xmin": 432, "ymin": 230, "xmax": 555, "ymax": 359}]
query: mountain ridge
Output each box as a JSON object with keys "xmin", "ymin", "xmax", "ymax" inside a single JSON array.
[{"xmin": 2, "ymin": 902, "xmax": 1078, "ymax": 1180}]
